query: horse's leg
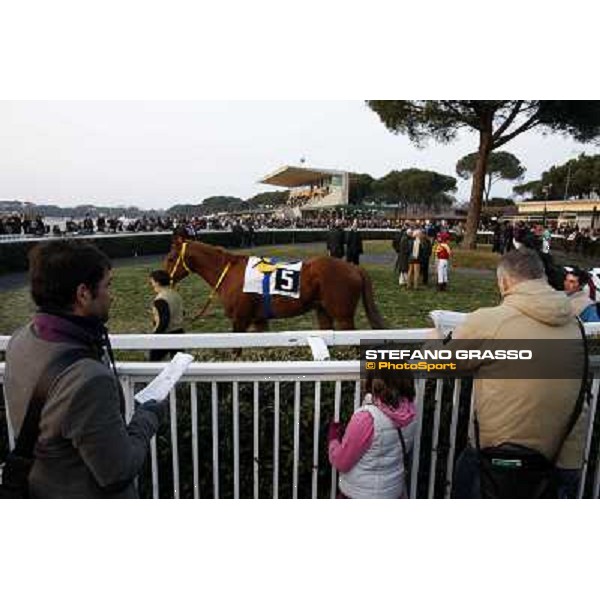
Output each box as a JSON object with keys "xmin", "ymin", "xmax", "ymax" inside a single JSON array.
[
  {"xmin": 315, "ymin": 306, "xmax": 334, "ymax": 330},
  {"xmin": 252, "ymin": 319, "xmax": 270, "ymax": 332},
  {"xmin": 336, "ymin": 317, "xmax": 356, "ymax": 330},
  {"xmin": 232, "ymin": 318, "xmax": 250, "ymax": 332},
  {"xmin": 231, "ymin": 317, "xmax": 251, "ymax": 358}
]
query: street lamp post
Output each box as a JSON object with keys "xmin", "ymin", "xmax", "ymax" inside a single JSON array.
[
  {"xmin": 564, "ymin": 161, "xmax": 572, "ymax": 200},
  {"xmin": 542, "ymin": 185, "xmax": 550, "ymax": 226}
]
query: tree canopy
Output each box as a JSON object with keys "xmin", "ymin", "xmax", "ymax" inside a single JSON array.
[
  {"xmin": 367, "ymin": 101, "xmax": 600, "ymax": 247},
  {"xmin": 514, "ymin": 153, "xmax": 600, "ymax": 200},
  {"xmin": 201, "ymin": 196, "xmax": 245, "ymax": 212},
  {"xmin": 456, "ymin": 151, "xmax": 525, "ymax": 201},
  {"xmin": 349, "ymin": 173, "xmax": 376, "ymax": 204},
  {"xmin": 372, "ymin": 168, "xmax": 456, "ymax": 213},
  {"xmin": 246, "ymin": 191, "xmax": 289, "ymax": 209},
  {"xmin": 513, "ymin": 180, "xmax": 543, "ymax": 199},
  {"xmin": 485, "ymin": 198, "xmax": 515, "ymax": 207},
  {"xmin": 166, "ymin": 196, "xmax": 245, "ymax": 216}
]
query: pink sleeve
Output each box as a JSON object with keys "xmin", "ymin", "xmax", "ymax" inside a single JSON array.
[{"xmin": 328, "ymin": 411, "xmax": 374, "ymax": 473}]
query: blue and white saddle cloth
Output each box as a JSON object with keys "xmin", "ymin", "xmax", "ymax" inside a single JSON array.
[{"xmin": 243, "ymin": 257, "xmax": 302, "ymax": 299}]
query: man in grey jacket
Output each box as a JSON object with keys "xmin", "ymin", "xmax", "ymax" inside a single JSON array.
[{"xmin": 4, "ymin": 240, "xmax": 167, "ymax": 498}]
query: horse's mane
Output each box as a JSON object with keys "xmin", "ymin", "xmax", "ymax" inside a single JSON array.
[{"xmin": 189, "ymin": 239, "xmax": 247, "ymax": 264}]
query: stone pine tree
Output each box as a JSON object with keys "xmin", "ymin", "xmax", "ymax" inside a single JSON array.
[
  {"xmin": 456, "ymin": 151, "xmax": 525, "ymax": 203},
  {"xmin": 515, "ymin": 153, "xmax": 600, "ymax": 200},
  {"xmin": 366, "ymin": 101, "xmax": 600, "ymax": 248},
  {"xmin": 374, "ymin": 168, "xmax": 456, "ymax": 215},
  {"xmin": 349, "ymin": 173, "xmax": 375, "ymax": 204}
]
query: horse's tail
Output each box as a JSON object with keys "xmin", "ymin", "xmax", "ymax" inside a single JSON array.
[{"xmin": 359, "ymin": 268, "xmax": 387, "ymax": 329}]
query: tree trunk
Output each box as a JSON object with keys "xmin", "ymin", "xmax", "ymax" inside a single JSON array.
[
  {"xmin": 485, "ymin": 172, "xmax": 492, "ymax": 202},
  {"xmin": 462, "ymin": 128, "xmax": 493, "ymax": 249}
]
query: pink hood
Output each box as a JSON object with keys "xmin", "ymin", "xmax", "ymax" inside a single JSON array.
[{"xmin": 373, "ymin": 396, "xmax": 416, "ymax": 428}]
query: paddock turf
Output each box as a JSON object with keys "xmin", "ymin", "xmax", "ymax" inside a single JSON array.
[{"xmin": 0, "ymin": 242, "xmax": 500, "ymax": 356}]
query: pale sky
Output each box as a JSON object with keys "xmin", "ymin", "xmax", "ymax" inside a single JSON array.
[{"xmin": 0, "ymin": 101, "xmax": 597, "ymax": 210}]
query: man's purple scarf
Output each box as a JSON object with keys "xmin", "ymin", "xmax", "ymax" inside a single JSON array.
[{"xmin": 33, "ymin": 311, "xmax": 106, "ymax": 352}]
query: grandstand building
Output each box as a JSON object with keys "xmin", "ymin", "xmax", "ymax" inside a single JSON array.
[
  {"xmin": 517, "ymin": 199, "xmax": 600, "ymax": 228},
  {"xmin": 259, "ymin": 165, "xmax": 350, "ymax": 215}
]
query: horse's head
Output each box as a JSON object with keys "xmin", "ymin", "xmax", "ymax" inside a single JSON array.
[{"xmin": 164, "ymin": 234, "xmax": 192, "ymax": 285}]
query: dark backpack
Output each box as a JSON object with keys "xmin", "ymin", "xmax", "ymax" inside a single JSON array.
[
  {"xmin": 478, "ymin": 443, "xmax": 560, "ymax": 499},
  {"xmin": 0, "ymin": 349, "xmax": 92, "ymax": 499}
]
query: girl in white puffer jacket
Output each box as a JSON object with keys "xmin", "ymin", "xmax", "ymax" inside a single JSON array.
[{"xmin": 328, "ymin": 372, "xmax": 416, "ymax": 499}]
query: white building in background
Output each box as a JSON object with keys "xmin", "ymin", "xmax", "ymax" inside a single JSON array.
[
  {"xmin": 259, "ymin": 165, "xmax": 350, "ymax": 216},
  {"xmin": 517, "ymin": 198, "xmax": 600, "ymax": 229}
]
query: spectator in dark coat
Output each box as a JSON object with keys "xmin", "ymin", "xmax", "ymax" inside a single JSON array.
[
  {"xmin": 492, "ymin": 222, "xmax": 504, "ymax": 254},
  {"xmin": 345, "ymin": 219, "xmax": 363, "ymax": 265},
  {"xmin": 83, "ymin": 215, "xmax": 94, "ymax": 234},
  {"xmin": 243, "ymin": 221, "xmax": 255, "ymax": 247},
  {"xmin": 503, "ymin": 223, "xmax": 514, "ymax": 254},
  {"xmin": 419, "ymin": 233, "xmax": 433, "ymax": 286},
  {"xmin": 394, "ymin": 228, "xmax": 411, "ymax": 287},
  {"xmin": 327, "ymin": 219, "xmax": 345, "ymax": 258},
  {"xmin": 232, "ymin": 221, "xmax": 244, "ymax": 248}
]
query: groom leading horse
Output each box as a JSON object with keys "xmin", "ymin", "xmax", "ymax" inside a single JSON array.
[{"xmin": 163, "ymin": 232, "xmax": 387, "ymax": 333}]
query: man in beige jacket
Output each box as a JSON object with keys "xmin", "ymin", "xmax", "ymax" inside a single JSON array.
[{"xmin": 448, "ymin": 249, "xmax": 588, "ymax": 498}]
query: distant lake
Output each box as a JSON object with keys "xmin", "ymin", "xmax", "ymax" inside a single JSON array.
[{"xmin": 45, "ymin": 217, "xmax": 68, "ymax": 229}]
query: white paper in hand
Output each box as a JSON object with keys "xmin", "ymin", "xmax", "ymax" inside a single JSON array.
[
  {"xmin": 429, "ymin": 310, "xmax": 468, "ymax": 336},
  {"xmin": 134, "ymin": 352, "xmax": 195, "ymax": 404}
]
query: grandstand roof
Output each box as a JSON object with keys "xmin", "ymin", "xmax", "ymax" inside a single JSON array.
[{"xmin": 259, "ymin": 165, "xmax": 346, "ymax": 188}]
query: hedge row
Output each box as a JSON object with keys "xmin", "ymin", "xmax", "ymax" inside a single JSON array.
[
  {"xmin": 0, "ymin": 233, "xmax": 173, "ymax": 275},
  {"xmin": 0, "ymin": 230, "xmax": 495, "ymax": 275}
]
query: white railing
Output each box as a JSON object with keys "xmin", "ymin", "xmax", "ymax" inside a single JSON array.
[
  {"xmin": 3, "ymin": 324, "xmax": 600, "ymax": 354},
  {"xmin": 0, "ymin": 360, "xmax": 455, "ymax": 498},
  {"xmin": 2, "ymin": 357, "xmax": 600, "ymax": 499},
  {"xmin": 0, "ymin": 328, "xmax": 437, "ymax": 358},
  {"xmin": 2, "ymin": 327, "xmax": 600, "ymax": 498}
]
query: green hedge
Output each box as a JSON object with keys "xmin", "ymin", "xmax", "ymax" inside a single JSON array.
[
  {"xmin": 0, "ymin": 230, "xmax": 343, "ymax": 274},
  {"xmin": 0, "ymin": 230, "xmax": 497, "ymax": 275},
  {"xmin": 0, "ymin": 234, "xmax": 172, "ymax": 275}
]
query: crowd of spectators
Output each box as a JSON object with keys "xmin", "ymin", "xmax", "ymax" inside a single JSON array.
[
  {"xmin": 0, "ymin": 214, "xmax": 47, "ymax": 236},
  {"xmin": 1, "ymin": 210, "xmax": 408, "ymax": 239},
  {"xmin": 5, "ymin": 208, "xmax": 600, "ymax": 262},
  {"xmin": 174, "ymin": 212, "xmax": 400, "ymax": 234},
  {"xmin": 488, "ymin": 219, "xmax": 600, "ymax": 258},
  {"xmin": 0, "ymin": 213, "xmax": 177, "ymax": 237}
]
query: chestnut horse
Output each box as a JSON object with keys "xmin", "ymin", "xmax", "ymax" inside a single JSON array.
[{"xmin": 163, "ymin": 236, "xmax": 386, "ymax": 332}]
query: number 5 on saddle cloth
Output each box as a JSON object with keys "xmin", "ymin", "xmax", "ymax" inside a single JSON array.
[{"xmin": 242, "ymin": 256, "xmax": 302, "ymax": 318}]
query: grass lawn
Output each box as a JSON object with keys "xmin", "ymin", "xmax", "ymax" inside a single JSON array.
[{"xmin": 0, "ymin": 240, "xmax": 500, "ymax": 360}]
